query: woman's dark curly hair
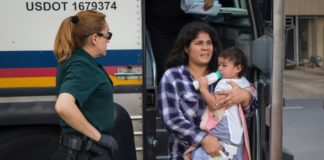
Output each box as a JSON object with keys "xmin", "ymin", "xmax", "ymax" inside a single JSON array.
[{"xmin": 164, "ymin": 21, "xmax": 222, "ymax": 73}]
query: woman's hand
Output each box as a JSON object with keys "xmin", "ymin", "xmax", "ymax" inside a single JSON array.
[
  {"xmin": 201, "ymin": 135, "xmax": 222, "ymax": 157},
  {"xmin": 215, "ymin": 81, "xmax": 252, "ymax": 109},
  {"xmin": 204, "ymin": 0, "xmax": 214, "ymax": 10},
  {"xmin": 207, "ymin": 94, "xmax": 226, "ymax": 111}
]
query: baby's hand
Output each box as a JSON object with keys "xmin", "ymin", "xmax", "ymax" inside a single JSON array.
[{"xmin": 198, "ymin": 77, "xmax": 209, "ymax": 90}]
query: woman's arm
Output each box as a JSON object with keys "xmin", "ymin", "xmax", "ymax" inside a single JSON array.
[
  {"xmin": 216, "ymin": 80, "xmax": 259, "ymax": 120},
  {"xmin": 55, "ymin": 93, "xmax": 101, "ymax": 141},
  {"xmin": 215, "ymin": 81, "xmax": 253, "ymax": 109},
  {"xmin": 158, "ymin": 73, "xmax": 207, "ymax": 146}
]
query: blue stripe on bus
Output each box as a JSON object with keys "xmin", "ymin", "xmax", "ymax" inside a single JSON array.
[{"xmin": 0, "ymin": 50, "xmax": 142, "ymax": 68}]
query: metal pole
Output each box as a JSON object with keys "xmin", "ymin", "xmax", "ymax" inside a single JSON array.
[
  {"xmin": 295, "ymin": 16, "xmax": 299, "ymax": 66},
  {"xmin": 271, "ymin": 0, "xmax": 284, "ymax": 160}
]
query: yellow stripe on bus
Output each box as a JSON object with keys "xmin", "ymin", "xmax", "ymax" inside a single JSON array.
[
  {"xmin": 0, "ymin": 77, "xmax": 142, "ymax": 88},
  {"xmin": 0, "ymin": 77, "xmax": 56, "ymax": 88},
  {"xmin": 111, "ymin": 76, "xmax": 142, "ymax": 85}
]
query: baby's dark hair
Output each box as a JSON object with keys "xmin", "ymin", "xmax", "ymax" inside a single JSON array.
[{"xmin": 218, "ymin": 47, "xmax": 247, "ymax": 77}]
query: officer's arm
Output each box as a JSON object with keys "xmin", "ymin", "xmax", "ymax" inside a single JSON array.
[{"xmin": 55, "ymin": 93, "xmax": 101, "ymax": 141}]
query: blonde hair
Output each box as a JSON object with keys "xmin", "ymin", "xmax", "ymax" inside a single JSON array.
[{"xmin": 54, "ymin": 10, "xmax": 106, "ymax": 63}]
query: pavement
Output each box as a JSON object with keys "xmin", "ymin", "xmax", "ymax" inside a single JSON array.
[
  {"xmin": 283, "ymin": 66, "xmax": 324, "ymax": 99},
  {"xmin": 283, "ymin": 66, "xmax": 324, "ymax": 160},
  {"xmin": 283, "ymin": 101, "xmax": 324, "ymax": 160}
]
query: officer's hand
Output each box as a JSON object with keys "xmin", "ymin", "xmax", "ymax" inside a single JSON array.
[{"xmin": 98, "ymin": 134, "xmax": 118, "ymax": 158}]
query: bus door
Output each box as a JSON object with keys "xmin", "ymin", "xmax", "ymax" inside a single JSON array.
[{"xmin": 143, "ymin": 0, "xmax": 274, "ymax": 159}]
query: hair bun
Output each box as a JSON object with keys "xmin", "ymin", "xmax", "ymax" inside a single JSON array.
[{"xmin": 71, "ymin": 16, "xmax": 79, "ymax": 24}]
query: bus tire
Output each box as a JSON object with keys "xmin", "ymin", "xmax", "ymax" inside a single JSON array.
[{"xmin": 0, "ymin": 125, "xmax": 60, "ymax": 160}]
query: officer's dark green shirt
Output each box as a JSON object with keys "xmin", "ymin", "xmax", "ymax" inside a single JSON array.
[{"xmin": 56, "ymin": 48, "xmax": 114, "ymax": 136}]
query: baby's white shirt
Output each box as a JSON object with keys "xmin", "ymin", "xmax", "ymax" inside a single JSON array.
[{"xmin": 214, "ymin": 77, "xmax": 250, "ymax": 144}]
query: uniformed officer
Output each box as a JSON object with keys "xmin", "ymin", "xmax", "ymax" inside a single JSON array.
[{"xmin": 52, "ymin": 10, "xmax": 117, "ymax": 160}]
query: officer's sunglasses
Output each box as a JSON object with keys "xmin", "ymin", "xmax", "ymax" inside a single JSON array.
[{"xmin": 96, "ymin": 32, "xmax": 112, "ymax": 40}]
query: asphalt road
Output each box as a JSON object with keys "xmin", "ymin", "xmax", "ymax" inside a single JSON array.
[
  {"xmin": 283, "ymin": 68, "xmax": 324, "ymax": 160},
  {"xmin": 283, "ymin": 99, "xmax": 324, "ymax": 160}
]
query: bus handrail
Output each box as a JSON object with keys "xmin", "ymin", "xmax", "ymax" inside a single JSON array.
[{"xmin": 144, "ymin": 29, "xmax": 157, "ymax": 87}]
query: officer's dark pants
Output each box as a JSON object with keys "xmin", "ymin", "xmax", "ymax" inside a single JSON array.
[{"xmin": 51, "ymin": 104, "xmax": 136, "ymax": 160}]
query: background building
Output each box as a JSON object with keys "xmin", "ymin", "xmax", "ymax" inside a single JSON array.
[{"xmin": 285, "ymin": 0, "xmax": 324, "ymax": 67}]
